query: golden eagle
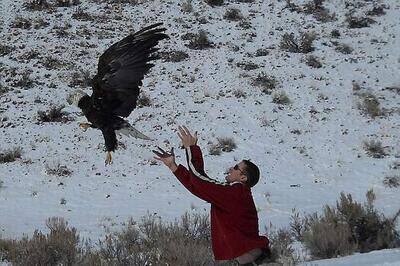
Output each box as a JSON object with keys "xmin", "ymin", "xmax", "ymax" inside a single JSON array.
[{"xmin": 67, "ymin": 23, "xmax": 168, "ymax": 165}]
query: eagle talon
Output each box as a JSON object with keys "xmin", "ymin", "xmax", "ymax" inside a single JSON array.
[
  {"xmin": 105, "ymin": 152, "xmax": 113, "ymax": 166},
  {"xmin": 79, "ymin": 122, "xmax": 92, "ymax": 131}
]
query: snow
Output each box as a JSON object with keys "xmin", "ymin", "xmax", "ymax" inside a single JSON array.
[
  {"xmin": 299, "ymin": 248, "xmax": 400, "ymax": 266},
  {"xmin": 0, "ymin": 0, "xmax": 399, "ymax": 265}
]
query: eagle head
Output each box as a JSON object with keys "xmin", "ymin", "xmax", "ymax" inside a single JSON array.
[{"xmin": 67, "ymin": 90, "xmax": 88, "ymax": 107}]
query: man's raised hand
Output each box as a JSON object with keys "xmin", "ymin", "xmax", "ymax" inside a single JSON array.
[
  {"xmin": 177, "ymin": 125, "xmax": 197, "ymax": 148},
  {"xmin": 152, "ymin": 147, "xmax": 178, "ymax": 172}
]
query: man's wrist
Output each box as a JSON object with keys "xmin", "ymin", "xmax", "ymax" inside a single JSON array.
[{"xmin": 168, "ymin": 163, "xmax": 178, "ymax": 172}]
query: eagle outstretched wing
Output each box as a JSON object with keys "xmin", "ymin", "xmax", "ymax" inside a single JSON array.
[{"xmin": 91, "ymin": 23, "xmax": 168, "ymax": 117}]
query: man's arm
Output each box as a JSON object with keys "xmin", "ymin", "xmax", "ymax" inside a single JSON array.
[
  {"xmin": 173, "ymin": 163, "xmax": 239, "ymax": 209},
  {"xmin": 187, "ymin": 145, "xmax": 206, "ymax": 176},
  {"xmin": 177, "ymin": 126, "xmax": 206, "ymax": 175},
  {"xmin": 152, "ymin": 142, "xmax": 238, "ymax": 210}
]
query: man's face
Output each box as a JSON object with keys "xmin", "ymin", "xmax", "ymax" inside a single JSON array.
[{"xmin": 225, "ymin": 161, "xmax": 248, "ymax": 184}]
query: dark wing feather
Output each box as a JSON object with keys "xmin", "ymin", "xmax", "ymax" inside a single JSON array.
[{"xmin": 91, "ymin": 23, "xmax": 168, "ymax": 117}]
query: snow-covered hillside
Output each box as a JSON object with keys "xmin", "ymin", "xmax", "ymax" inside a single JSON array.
[{"xmin": 0, "ymin": 0, "xmax": 399, "ymax": 264}]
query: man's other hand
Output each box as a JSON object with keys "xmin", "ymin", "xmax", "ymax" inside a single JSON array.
[
  {"xmin": 177, "ymin": 125, "xmax": 198, "ymax": 148},
  {"xmin": 152, "ymin": 147, "xmax": 178, "ymax": 172}
]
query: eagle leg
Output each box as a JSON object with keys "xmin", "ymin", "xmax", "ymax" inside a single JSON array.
[
  {"xmin": 105, "ymin": 151, "xmax": 113, "ymax": 166},
  {"xmin": 79, "ymin": 122, "xmax": 92, "ymax": 131}
]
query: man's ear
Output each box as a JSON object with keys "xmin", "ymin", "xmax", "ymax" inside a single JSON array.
[{"xmin": 240, "ymin": 175, "xmax": 248, "ymax": 183}]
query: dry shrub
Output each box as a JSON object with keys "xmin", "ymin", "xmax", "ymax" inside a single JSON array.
[
  {"xmin": 367, "ymin": 5, "xmax": 386, "ymax": 16},
  {"xmin": 209, "ymin": 137, "xmax": 237, "ymax": 155},
  {"xmin": 37, "ymin": 105, "xmax": 71, "ymax": 123},
  {"xmin": 98, "ymin": 213, "xmax": 213, "ymax": 265},
  {"xmin": 280, "ymin": 32, "xmax": 316, "ymax": 53},
  {"xmin": 303, "ymin": 207, "xmax": 357, "ymax": 259},
  {"xmin": 223, "ymin": 8, "xmax": 243, "ymax": 21},
  {"xmin": 41, "ymin": 56, "xmax": 65, "ymax": 70},
  {"xmin": 305, "ymin": 55, "xmax": 322, "ymax": 68},
  {"xmin": 72, "ymin": 8, "xmax": 93, "ymax": 21},
  {"xmin": 55, "ymin": 0, "xmax": 80, "ymax": 7},
  {"xmin": 204, "ymin": 0, "xmax": 224, "ymax": 7},
  {"xmin": 337, "ymin": 191, "xmax": 400, "ymax": 253},
  {"xmin": 255, "ymin": 48, "xmax": 269, "ymax": 57},
  {"xmin": 0, "ymin": 147, "xmax": 22, "ymax": 163},
  {"xmin": 217, "ymin": 137, "xmax": 237, "ymax": 152},
  {"xmin": 14, "ymin": 70, "xmax": 35, "ymax": 88},
  {"xmin": 137, "ymin": 93, "xmax": 152, "ymax": 107},
  {"xmin": 363, "ymin": 139, "xmax": 387, "ymax": 158},
  {"xmin": 23, "ymin": 0, "xmax": 51, "ymax": 11},
  {"xmin": 303, "ymin": 0, "xmax": 335, "ymax": 22},
  {"xmin": 284, "ymin": 0, "xmax": 300, "ymax": 12},
  {"xmin": 272, "ymin": 91, "xmax": 291, "ymax": 105},
  {"xmin": 233, "ymin": 89, "xmax": 247, "ymax": 99},
  {"xmin": 46, "ymin": 163, "xmax": 73, "ymax": 176},
  {"xmin": 390, "ymin": 161, "xmax": 400, "ymax": 170},
  {"xmin": 268, "ymin": 227, "xmax": 298, "ymax": 265},
  {"xmin": 346, "ymin": 16, "xmax": 375, "ymax": 28},
  {"xmin": 186, "ymin": 30, "xmax": 213, "ymax": 50},
  {"xmin": 331, "ymin": 29, "xmax": 340, "ymax": 38},
  {"xmin": 300, "ymin": 191, "xmax": 400, "ymax": 259},
  {"xmin": 236, "ymin": 61, "xmax": 260, "ymax": 70},
  {"xmin": 0, "ymin": 218, "xmax": 81, "ymax": 266},
  {"xmin": 252, "ymin": 72, "xmax": 277, "ymax": 94},
  {"xmin": 0, "ymin": 83, "xmax": 9, "ymax": 96},
  {"xmin": 383, "ymin": 176, "xmax": 400, "ymax": 188},
  {"xmin": 11, "ymin": 16, "xmax": 32, "ymax": 29},
  {"xmin": 357, "ymin": 93, "xmax": 383, "ymax": 118},
  {"xmin": 181, "ymin": 0, "xmax": 193, "ymax": 13},
  {"xmin": 290, "ymin": 210, "xmax": 306, "ymax": 242},
  {"xmin": 0, "ymin": 213, "xmax": 214, "ymax": 265},
  {"xmin": 209, "ymin": 144, "xmax": 222, "ymax": 155},
  {"xmin": 334, "ymin": 42, "xmax": 353, "ymax": 54},
  {"xmin": 0, "ymin": 44, "xmax": 13, "ymax": 56},
  {"xmin": 158, "ymin": 50, "xmax": 189, "ymax": 62},
  {"xmin": 70, "ymin": 70, "xmax": 92, "ymax": 88}
]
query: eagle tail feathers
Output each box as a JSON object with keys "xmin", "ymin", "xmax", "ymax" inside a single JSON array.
[{"xmin": 117, "ymin": 125, "xmax": 152, "ymax": 140}]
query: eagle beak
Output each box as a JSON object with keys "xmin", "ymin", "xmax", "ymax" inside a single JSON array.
[{"xmin": 105, "ymin": 151, "xmax": 113, "ymax": 166}]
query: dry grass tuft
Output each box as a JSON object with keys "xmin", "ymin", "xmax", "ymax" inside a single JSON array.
[
  {"xmin": 0, "ymin": 218, "xmax": 81, "ymax": 266},
  {"xmin": 252, "ymin": 72, "xmax": 278, "ymax": 94},
  {"xmin": 357, "ymin": 93, "xmax": 383, "ymax": 118},
  {"xmin": 297, "ymin": 191, "xmax": 400, "ymax": 259},
  {"xmin": 186, "ymin": 30, "xmax": 214, "ymax": 50},
  {"xmin": 37, "ymin": 105, "xmax": 71, "ymax": 123},
  {"xmin": 280, "ymin": 32, "xmax": 316, "ymax": 53},
  {"xmin": 209, "ymin": 137, "xmax": 237, "ymax": 155},
  {"xmin": 0, "ymin": 147, "xmax": 22, "ymax": 163},
  {"xmin": 204, "ymin": 0, "xmax": 224, "ymax": 7},
  {"xmin": 383, "ymin": 175, "xmax": 400, "ymax": 188},
  {"xmin": 363, "ymin": 139, "xmax": 387, "ymax": 158}
]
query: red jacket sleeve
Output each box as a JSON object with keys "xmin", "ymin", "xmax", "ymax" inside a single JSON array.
[
  {"xmin": 173, "ymin": 146, "xmax": 242, "ymax": 209},
  {"xmin": 187, "ymin": 145, "xmax": 205, "ymax": 176}
]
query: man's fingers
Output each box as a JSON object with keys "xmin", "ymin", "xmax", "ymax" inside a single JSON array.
[
  {"xmin": 178, "ymin": 126, "xmax": 186, "ymax": 137},
  {"xmin": 182, "ymin": 125, "xmax": 190, "ymax": 135},
  {"xmin": 157, "ymin": 146, "xmax": 167, "ymax": 153},
  {"xmin": 153, "ymin": 146, "xmax": 175, "ymax": 158},
  {"xmin": 177, "ymin": 132, "xmax": 183, "ymax": 140},
  {"xmin": 152, "ymin": 150, "xmax": 163, "ymax": 157}
]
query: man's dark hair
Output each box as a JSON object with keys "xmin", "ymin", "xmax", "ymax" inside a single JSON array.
[{"xmin": 242, "ymin": 160, "xmax": 260, "ymax": 187}]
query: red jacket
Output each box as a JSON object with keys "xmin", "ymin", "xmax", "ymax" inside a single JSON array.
[{"xmin": 173, "ymin": 145, "xmax": 269, "ymax": 260}]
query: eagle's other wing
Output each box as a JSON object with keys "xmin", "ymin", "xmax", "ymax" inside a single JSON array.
[{"xmin": 91, "ymin": 23, "xmax": 168, "ymax": 117}]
